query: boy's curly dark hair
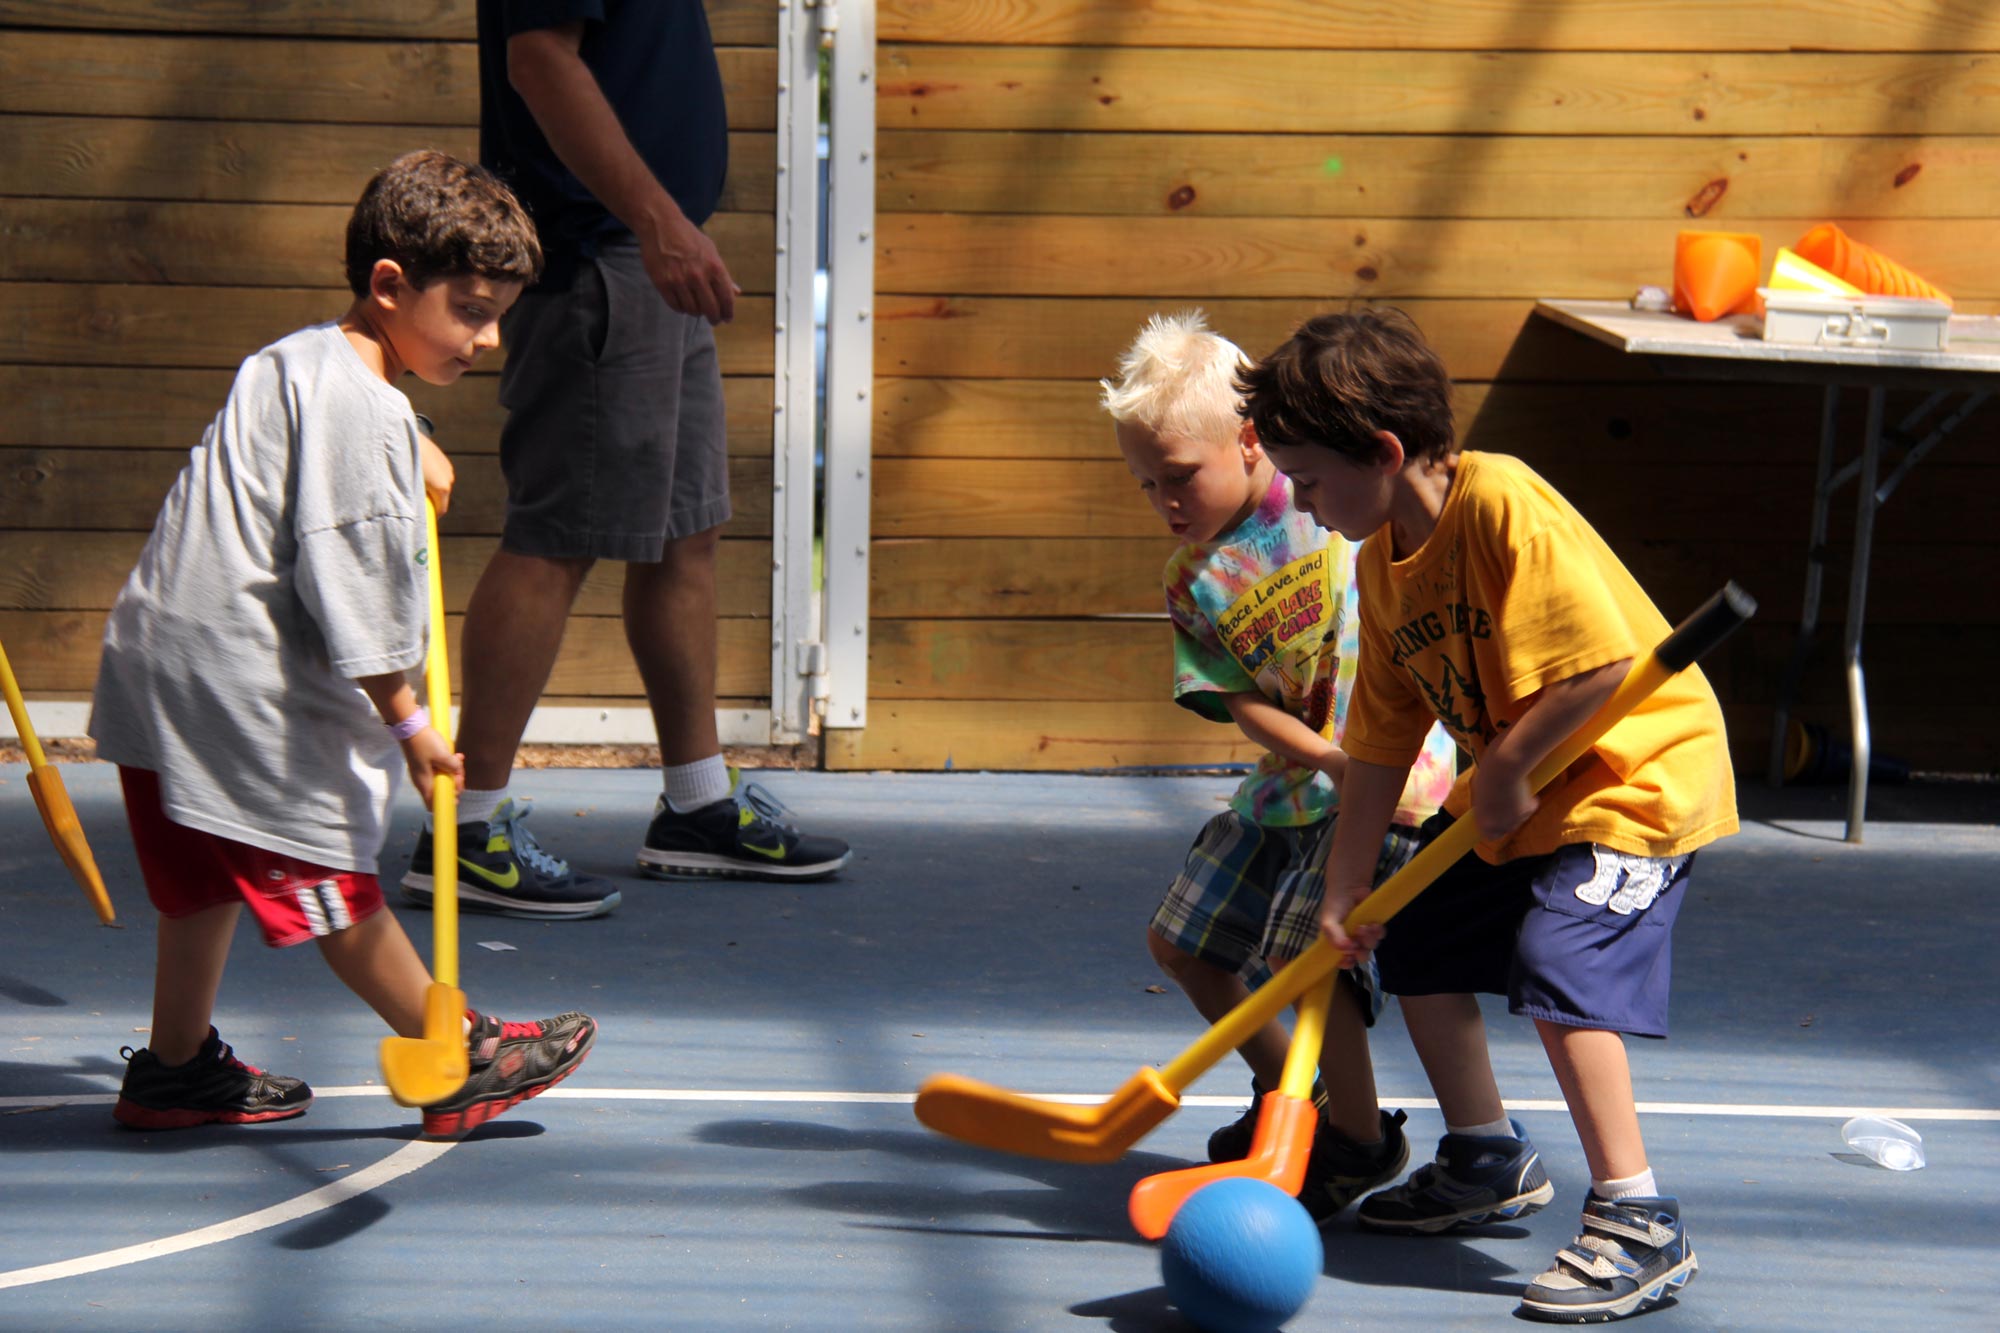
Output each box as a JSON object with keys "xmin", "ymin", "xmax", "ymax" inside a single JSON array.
[
  {"xmin": 343, "ymin": 149, "xmax": 542, "ymax": 296},
  {"xmin": 1237, "ymin": 307, "xmax": 1455, "ymax": 465}
]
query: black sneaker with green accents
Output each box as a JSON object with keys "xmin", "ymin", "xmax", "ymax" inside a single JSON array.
[
  {"xmin": 402, "ymin": 797, "xmax": 621, "ymax": 920},
  {"xmin": 636, "ymin": 780, "xmax": 849, "ymax": 880}
]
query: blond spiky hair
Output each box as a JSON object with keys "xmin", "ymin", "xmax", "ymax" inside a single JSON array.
[{"xmin": 1099, "ymin": 309, "xmax": 1250, "ymax": 444}]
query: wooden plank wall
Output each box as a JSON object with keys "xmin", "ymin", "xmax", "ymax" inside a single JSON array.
[
  {"xmin": 830, "ymin": 0, "xmax": 2000, "ymax": 774},
  {"xmin": 0, "ymin": 1, "xmax": 779, "ymax": 720}
]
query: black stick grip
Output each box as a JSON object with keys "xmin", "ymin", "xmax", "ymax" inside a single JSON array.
[{"xmin": 1656, "ymin": 582, "xmax": 1757, "ymax": 671}]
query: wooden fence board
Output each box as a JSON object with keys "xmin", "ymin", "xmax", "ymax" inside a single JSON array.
[
  {"xmin": 879, "ymin": 131, "xmax": 1997, "ymax": 221},
  {"xmin": 824, "ymin": 699, "xmax": 1264, "ymax": 770},
  {"xmin": 869, "ymin": 536, "xmax": 1177, "ymax": 617},
  {"xmin": 0, "ymin": 448, "xmax": 774, "ymax": 537},
  {"xmin": 875, "ymin": 376, "xmax": 1999, "ymax": 471},
  {"xmin": 0, "ymin": 530, "xmax": 771, "ymax": 617},
  {"xmin": 871, "ymin": 618, "xmax": 1166, "ymax": 700},
  {"xmin": 827, "ymin": 696, "xmax": 1996, "ymax": 772},
  {"xmin": 0, "ymin": 199, "xmax": 774, "ymax": 291},
  {"xmin": 0, "ymin": 610, "xmax": 773, "ymax": 697},
  {"xmin": 877, "ymin": 1, "xmax": 2000, "ymax": 54},
  {"xmin": 865, "ymin": 457, "xmax": 1985, "ymax": 542},
  {"xmin": 0, "ymin": 366, "xmax": 773, "ymax": 455},
  {"xmin": 0, "ymin": 115, "xmax": 775, "ymax": 212},
  {"xmin": 877, "ymin": 46, "xmax": 2000, "ymax": 137},
  {"xmin": 0, "ymin": 283, "xmax": 774, "ymax": 373},
  {"xmin": 4, "ymin": 0, "xmax": 775, "ymax": 45},
  {"xmin": 873, "ymin": 296, "xmax": 2000, "ymax": 382},
  {"xmin": 876, "ymin": 215, "xmax": 1993, "ymax": 301},
  {"xmin": 866, "ymin": 535, "xmax": 1990, "ymax": 627},
  {"xmin": 0, "ymin": 32, "xmax": 776, "ymax": 129},
  {"xmin": 869, "ymin": 297, "xmax": 1588, "ymax": 382},
  {"xmin": 873, "ymin": 377, "xmax": 1879, "ymax": 462}
]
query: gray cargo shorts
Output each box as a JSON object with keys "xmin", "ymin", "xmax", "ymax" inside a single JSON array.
[{"xmin": 495, "ymin": 239, "xmax": 732, "ymax": 562}]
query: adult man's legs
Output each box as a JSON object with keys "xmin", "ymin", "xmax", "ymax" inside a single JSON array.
[
  {"xmin": 624, "ymin": 528, "xmax": 721, "ymax": 767},
  {"xmin": 632, "ymin": 527, "xmax": 851, "ymax": 880},
  {"xmin": 400, "ymin": 548, "xmax": 622, "ymax": 918}
]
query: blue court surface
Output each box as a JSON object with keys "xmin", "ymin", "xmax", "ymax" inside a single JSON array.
[{"xmin": 3, "ymin": 763, "xmax": 1996, "ymax": 1330}]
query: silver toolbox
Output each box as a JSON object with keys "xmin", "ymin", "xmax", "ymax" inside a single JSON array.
[{"xmin": 1759, "ymin": 289, "xmax": 1952, "ymax": 351}]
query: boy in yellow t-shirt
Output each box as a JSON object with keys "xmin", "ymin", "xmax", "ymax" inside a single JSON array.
[
  {"xmin": 1103, "ymin": 311, "xmax": 1457, "ymax": 1225},
  {"xmin": 1240, "ymin": 308, "xmax": 1735, "ymax": 1324}
]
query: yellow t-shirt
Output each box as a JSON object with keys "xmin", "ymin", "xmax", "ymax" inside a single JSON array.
[{"xmin": 1343, "ymin": 451, "xmax": 1738, "ymax": 863}]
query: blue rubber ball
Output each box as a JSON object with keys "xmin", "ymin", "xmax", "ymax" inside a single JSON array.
[{"xmin": 1160, "ymin": 1178, "xmax": 1322, "ymax": 1333}]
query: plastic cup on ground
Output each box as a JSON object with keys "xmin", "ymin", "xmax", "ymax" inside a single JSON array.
[{"xmin": 1841, "ymin": 1115, "xmax": 1925, "ymax": 1171}]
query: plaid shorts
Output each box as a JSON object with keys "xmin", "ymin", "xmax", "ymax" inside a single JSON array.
[
  {"xmin": 1150, "ymin": 809, "xmax": 1383, "ymax": 1025},
  {"xmin": 1260, "ymin": 819, "xmax": 1428, "ymax": 964}
]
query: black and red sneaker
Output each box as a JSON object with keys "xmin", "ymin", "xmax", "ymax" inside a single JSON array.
[
  {"xmin": 114, "ymin": 1028, "xmax": 313, "ymax": 1130},
  {"xmin": 420, "ymin": 1010, "xmax": 597, "ymax": 1137}
]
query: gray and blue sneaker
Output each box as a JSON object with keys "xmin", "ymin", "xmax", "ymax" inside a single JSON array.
[
  {"xmin": 637, "ymin": 778, "xmax": 849, "ymax": 880},
  {"xmin": 1518, "ymin": 1195, "xmax": 1697, "ymax": 1323},
  {"xmin": 1357, "ymin": 1118, "xmax": 1555, "ymax": 1233},
  {"xmin": 403, "ymin": 797, "xmax": 621, "ymax": 920}
]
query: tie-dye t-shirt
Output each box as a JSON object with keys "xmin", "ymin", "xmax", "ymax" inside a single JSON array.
[{"xmin": 1166, "ymin": 473, "xmax": 1457, "ymax": 829}]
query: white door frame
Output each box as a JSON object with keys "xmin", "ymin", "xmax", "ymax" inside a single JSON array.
[{"xmin": 818, "ymin": 0, "xmax": 877, "ymax": 732}]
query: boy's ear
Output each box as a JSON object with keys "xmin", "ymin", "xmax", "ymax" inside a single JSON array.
[
  {"xmin": 1238, "ymin": 417, "xmax": 1264, "ymax": 458},
  {"xmin": 367, "ymin": 258, "xmax": 409, "ymax": 309},
  {"xmin": 1369, "ymin": 429, "xmax": 1407, "ymax": 473}
]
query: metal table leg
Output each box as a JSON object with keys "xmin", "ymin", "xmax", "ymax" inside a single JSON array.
[
  {"xmin": 1841, "ymin": 388, "xmax": 1885, "ymax": 843},
  {"xmin": 1769, "ymin": 386, "xmax": 1842, "ymax": 789}
]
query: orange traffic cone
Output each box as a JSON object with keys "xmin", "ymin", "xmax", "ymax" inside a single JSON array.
[
  {"xmin": 1794, "ymin": 224, "xmax": 1951, "ymax": 306},
  {"xmin": 1672, "ymin": 230, "xmax": 1761, "ymax": 322}
]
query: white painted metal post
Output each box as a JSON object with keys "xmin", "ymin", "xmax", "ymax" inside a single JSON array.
[
  {"xmin": 821, "ymin": 0, "xmax": 877, "ymax": 730},
  {"xmin": 770, "ymin": 0, "xmax": 825, "ymax": 744}
]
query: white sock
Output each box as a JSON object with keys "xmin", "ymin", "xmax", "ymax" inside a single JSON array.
[
  {"xmin": 1446, "ymin": 1116, "xmax": 1517, "ymax": 1140},
  {"xmin": 454, "ymin": 787, "xmax": 508, "ymax": 829},
  {"xmin": 664, "ymin": 755, "xmax": 731, "ymax": 812},
  {"xmin": 1592, "ymin": 1168, "xmax": 1658, "ymax": 1201}
]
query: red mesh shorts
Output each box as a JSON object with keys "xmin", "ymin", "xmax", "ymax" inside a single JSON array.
[{"xmin": 118, "ymin": 766, "xmax": 385, "ymax": 948}]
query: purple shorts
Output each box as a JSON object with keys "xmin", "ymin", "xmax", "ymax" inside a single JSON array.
[{"xmin": 1373, "ymin": 812, "xmax": 1693, "ymax": 1038}]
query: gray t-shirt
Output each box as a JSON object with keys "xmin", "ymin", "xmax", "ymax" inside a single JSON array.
[{"xmin": 91, "ymin": 323, "xmax": 429, "ymax": 873}]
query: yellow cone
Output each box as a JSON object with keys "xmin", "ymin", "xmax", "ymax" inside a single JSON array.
[{"xmin": 1769, "ymin": 246, "xmax": 1864, "ymax": 298}]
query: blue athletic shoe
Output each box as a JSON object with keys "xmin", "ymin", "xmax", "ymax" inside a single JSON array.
[
  {"xmin": 1518, "ymin": 1195, "xmax": 1697, "ymax": 1322},
  {"xmin": 1357, "ymin": 1118, "xmax": 1555, "ymax": 1233}
]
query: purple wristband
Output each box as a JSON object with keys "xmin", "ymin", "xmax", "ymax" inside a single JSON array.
[{"xmin": 388, "ymin": 706, "xmax": 430, "ymax": 741}]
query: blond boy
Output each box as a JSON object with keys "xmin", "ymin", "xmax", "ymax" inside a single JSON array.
[{"xmin": 1102, "ymin": 311, "xmax": 1455, "ymax": 1222}]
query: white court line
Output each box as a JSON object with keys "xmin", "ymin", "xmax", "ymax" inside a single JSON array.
[
  {"xmin": 9, "ymin": 1087, "xmax": 1998, "ymax": 1120},
  {"xmin": 0, "ymin": 1137, "xmax": 454, "ymax": 1291},
  {"xmin": 3, "ymin": 1084, "xmax": 1993, "ymax": 1291}
]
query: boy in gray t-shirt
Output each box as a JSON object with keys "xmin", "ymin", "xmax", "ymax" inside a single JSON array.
[{"xmin": 90, "ymin": 151, "xmax": 596, "ymax": 1136}]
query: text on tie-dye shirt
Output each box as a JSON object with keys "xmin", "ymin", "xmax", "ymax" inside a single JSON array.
[{"xmin": 1165, "ymin": 473, "xmax": 1457, "ymax": 828}]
